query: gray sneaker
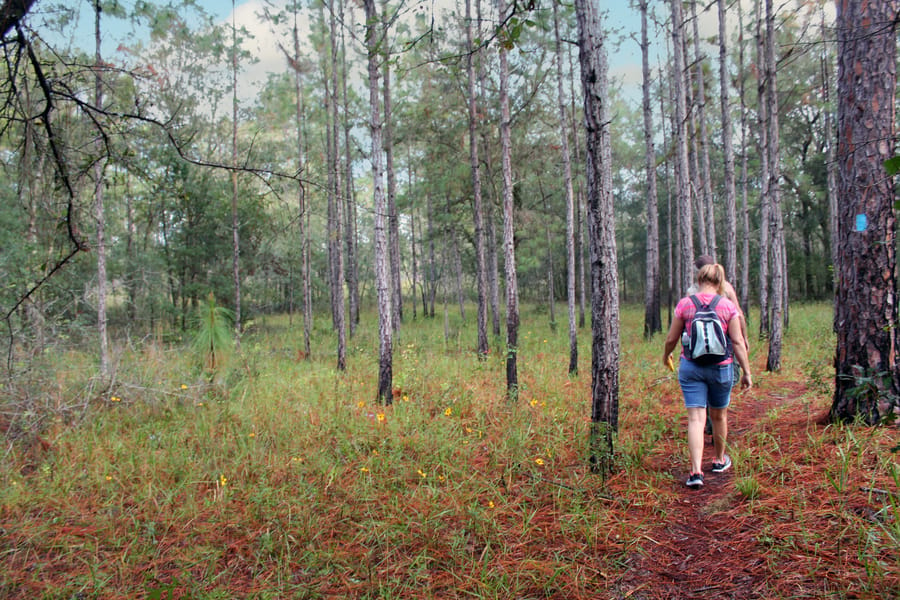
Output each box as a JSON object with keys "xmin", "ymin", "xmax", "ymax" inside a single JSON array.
[
  {"xmin": 686, "ymin": 472, "xmax": 704, "ymax": 488},
  {"xmin": 711, "ymin": 454, "xmax": 732, "ymax": 473}
]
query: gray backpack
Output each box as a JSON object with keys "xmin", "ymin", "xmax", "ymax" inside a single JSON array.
[{"xmin": 683, "ymin": 295, "xmax": 731, "ymax": 365}]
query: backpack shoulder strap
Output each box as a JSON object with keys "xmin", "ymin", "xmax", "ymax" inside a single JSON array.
[
  {"xmin": 689, "ymin": 295, "xmax": 702, "ymax": 309},
  {"xmin": 707, "ymin": 295, "xmax": 722, "ymax": 310}
]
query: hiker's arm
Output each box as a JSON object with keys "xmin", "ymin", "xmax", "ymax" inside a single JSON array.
[
  {"xmin": 729, "ymin": 318, "xmax": 752, "ymax": 390},
  {"xmin": 739, "ymin": 313, "xmax": 749, "ymax": 353},
  {"xmin": 662, "ymin": 315, "xmax": 684, "ymax": 367}
]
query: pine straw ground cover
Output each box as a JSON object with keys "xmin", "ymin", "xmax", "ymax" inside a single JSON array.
[{"xmin": 1, "ymin": 304, "xmax": 898, "ymax": 599}]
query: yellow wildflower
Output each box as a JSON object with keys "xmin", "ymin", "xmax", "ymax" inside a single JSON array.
[
  {"xmin": 444, "ymin": 407, "xmax": 452, "ymax": 417},
  {"xmin": 181, "ymin": 384, "xmax": 188, "ymax": 390},
  {"xmin": 488, "ymin": 501, "xmax": 495, "ymax": 509},
  {"xmin": 377, "ymin": 413, "xmax": 386, "ymax": 423},
  {"xmin": 535, "ymin": 458, "xmax": 545, "ymax": 466},
  {"xmin": 417, "ymin": 469, "xmax": 427, "ymax": 479},
  {"xmin": 360, "ymin": 467, "xmax": 369, "ymax": 473},
  {"xmin": 219, "ymin": 475, "xmax": 228, "ymax": 487}
]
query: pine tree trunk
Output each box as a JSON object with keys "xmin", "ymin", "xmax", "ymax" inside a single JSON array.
[
  {"xmin": 765, "ymin": 0, "xmax": 784, "ymax": 372},
  {"xmin": 568, "ymin": 46, "xmax": 587, "ymax": 330},
  {"xmin": 475, "ymin": 0, "xmax": 501, "ymax": 340},
  {"xmin": 576, "ymin": 0, "xmax": 620, "ymax": 475},
  {"xmin": 553, "ymin": 0, "xmax": 578, "ymax": 373},
  {"xmin": 822, "ymin": 10, "xmax": 838, "ymax": 298},
  {"xmin": 427, "ymin": 192, "xmax": 436, "ymax": 317},
  {"xmin": 364, "ymin": 0, "xmax": 393, "ymax": 403},
  {"xmin": 487, "ymin": 199, "xmax": 501, "ymax": 338},
  {"xmin": 718, "ymin": 0, "xmax": 737, "ymax": 284},
  {"xmin": 737, "ymin": 0, "xmax": 751, "ymax": 314},
  {"xmin": 329, "ymin": 0, "xmax": 346, "ymax": 371},
  {"xmin": 290, "ymin": 9, "xmax": 310, "ymax": 357},
  {"xmin": 499, "ymin": 0, "xmax": 519, "ymax": 399},
  {"xmin": 669, "ymin": 0, "xmax": 694, "ymax": 293},
  {"xmin": 230, "ymin": 0, "xmax": 241, "ymax": 341},
  {"xmin": 340, "ymin": 0, "xmax": 359, "ymax": 335},
  {"xmin": 831, "ymin": 0, "xmax": 898, "ymax": 423},
  {"xmin": 545, "ymin": 208, "xmax": 555, "ymax": 328},
  {"xmin": 466, "ymin": 0, "xmax": 489, "ymax": 357},
  {"xmin": 382, "ymin": 1, "xmax": 402, "ymax": 333},
  {"xmin": 685, "ymin": 59, "xmax": 707, "ymax": 258},
  {"xmin": 448, "ymin": 197, "xmax": 466, "ymax": 320},
  {"xmin": 691, "ymin": 0, "xmax": 717, "ymax": 260},
  {"xmin": 667, "ymin": 68, "xmax": 684, "ymax": 296},
  {"xmin": 94, "ymin": 0, "xmax": 109, "ymax": 378},
  {"xmin": 639, "ymin": 0, "xmax": 661, "ymax": 339},
  {"xmin": 659, "ymin": 76, "xmax": 674, "ymax": 326},
  {"xmin": 411, "ymin": 205, "xmax": 419, "ymax": 320},
  {"xmin": 755, "ymin": 0, "xmax": 770, "ymax": 337}
]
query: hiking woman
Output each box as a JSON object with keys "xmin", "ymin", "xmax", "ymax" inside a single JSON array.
[{"xmin": 662, "ymin": 263, "xmax": 753, "ymax": 488}]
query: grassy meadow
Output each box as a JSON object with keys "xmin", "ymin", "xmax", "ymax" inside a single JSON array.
[{"xmin": 1, "ymin": 303, "xmax": 898, "ymax": 598}]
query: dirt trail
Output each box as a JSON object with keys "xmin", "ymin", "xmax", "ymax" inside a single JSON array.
[{"xmin": 616, "ymin": 380, "xmax": 856, "ymax": 600}]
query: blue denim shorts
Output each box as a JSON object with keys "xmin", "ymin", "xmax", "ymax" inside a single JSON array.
[{"xmin": 677, "ymin": 358, "xmax": 733, "ymax": 409}]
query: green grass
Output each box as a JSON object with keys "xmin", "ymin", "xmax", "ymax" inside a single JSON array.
[{"xmin": 1, "ymin": 303, "xmax": 898, "ymax": 598}]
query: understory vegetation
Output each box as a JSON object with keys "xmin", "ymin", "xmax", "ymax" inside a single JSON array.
[{"xmin": 1, "ymin": 304, "xmax": 898, "ymax": 598}]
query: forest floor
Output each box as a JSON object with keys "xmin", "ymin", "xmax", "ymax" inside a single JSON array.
[
  {"xmin": 1, "ymin": 306, "xmax": 898, "ymax": 599},
  {"xmin": 612, "ymin": 375, "xmax": 898, "ymax": 600}
]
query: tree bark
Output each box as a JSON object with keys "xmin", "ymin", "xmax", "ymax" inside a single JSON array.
[
  {"xmin": 822, "ymin": 10, "xmax": 838, "ymax": 299},
  {"xmin": 755, "ymin": 0, "xmax": 770, "ymax": 338},
  {"xmin": 639, "ymin": 0, "xmax": 661, "ymax": 340},
  {"xmin": 466, "ymin": 0, "xmax": 489, "ymax": 357},
  {"xmin": 290, "ymin": 7, "xmax": 311, "ymax": 358},
  {"xmin": 831, "ymin": 0, "xmax": 898, "ymax": 423},
  {"xmin": 690, "ymin": 0, "xmax": 716, "ymax": 261},
  {"xmin": 364, "ymin": 0, "xmax": 393, "ymax": 403},
  {"xmin": 575, "ymin": 0, "xmax": 620, "ymax": 474},
  {"xmin": 329, "ymin": 0, "xmax": 346, "ymax": 370},
  {"xmin": 427, "ymin": 191, "xmax": 436, "ymax": 317},
  {"xmin": 737, "ymin": 0, "xmax": 750, "ymax": 314},
  {"xmin": 499, "ymin": 0, "xmax": 519, "ymax": 399},
  {"xmin": 718, "ymin": 0, "xmax": 737, "ymax": 284},
  {"xmin": 382, "ymin": 1, "xmax": 402, "ymax": 333},
  {"xmin": 659, "ymin": 69, "xmax": 674, "ymax": 326},
  {"xmin": 764, "ymin": 0, "xmax": 784, "ymax": 372},
  {"xmin": 476, "ymin": 0, "xmax": 501, "ymax": 340},
  {"xmin": 669, "ymin": 0, "xmax": 694, "ymax": 293},
  {"xmin": 340, "ymin": 0, "xmax": 359, "ymax": 336},
  {"xmin": 94, "ymin": 0, "xmax": 110, "ymax": 379},
  {"xmin": 448, "ymin": 196, "xmax": 466, "ymax": 320},
  {"xmin": 231, "ymin": 1, "xmax": 242, "ymax": 341},
  {"xmin": 553, "ymin": 0, "xmax": 578, "ymax": 373}
]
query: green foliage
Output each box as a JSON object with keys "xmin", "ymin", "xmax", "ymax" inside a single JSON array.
[
  {"xmin": 841, "ymin": 366, "xmax": 899, "ymax": 426},
  {"xmin": 191, "ymin": 293, "xmax": 235, "ymax": 372}
]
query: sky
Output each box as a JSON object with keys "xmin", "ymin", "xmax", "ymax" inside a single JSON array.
[
  {"xmin": 39, "ymin": 0, "xmax": 833, "ymax": 108},
  {"xmin": 38, "ymin": 0, "xmax": 656, "ymax": 105},
  {"xmin": 206, "ymin": 0, "xmax": 654, "ymax": 101}
]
